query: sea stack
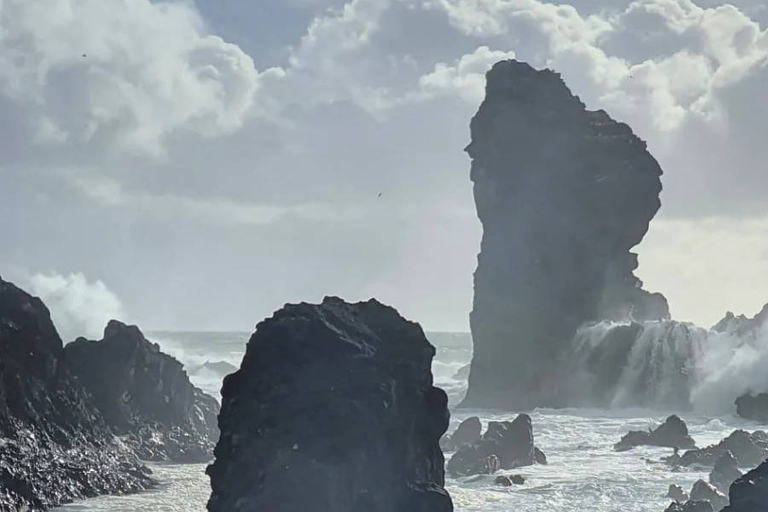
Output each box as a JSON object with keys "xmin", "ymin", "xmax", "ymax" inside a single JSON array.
[
  {"xmin": 65, "ymin": 320, "xmax": 220, "ymax": 463},
  {"xmin": 207, "ymin": 296, "xmax": 453, "ymax": 512},
  {"xmin": 462, "ymin": 59, "xmax": 669, "ymax": 409},
  {"xmin": 0, "ymin": 277, "xmax": 154, "ymax": 510}
]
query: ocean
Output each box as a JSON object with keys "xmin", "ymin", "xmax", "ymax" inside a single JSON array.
[{"xmin": 54, "ymin": 330, "xmax": 760, "ymax": 512}]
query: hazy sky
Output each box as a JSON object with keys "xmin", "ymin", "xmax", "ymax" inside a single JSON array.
[{"xmin": 1, "ymin": 0, "xmax": 767, "ymax": 338}]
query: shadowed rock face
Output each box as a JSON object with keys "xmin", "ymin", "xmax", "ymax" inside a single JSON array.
[
  {"xmin": 0, "ymin": 277, "xmax": 154, "ymax": 510},
  {"xmin": 614, "ymin": 415, "xmax": 696, "ymax": 452},
  {"xmin": 65, "ymin": 321, "xmax": 219, "ymax": 463},
  {"xmin": 722, "ymin": 459, "xmax": 768, "ymax": 511},
  {"xmin": 462, "ymin": 59, "xmax": 668, "ymax": 410},
  {"xmin": 207, "ymin": 296, "xmax": 453, "ymax": 512}
]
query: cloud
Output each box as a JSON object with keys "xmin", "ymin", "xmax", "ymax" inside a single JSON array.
[{"xmin": 28, "ymin": 272, "xmax": 126, "ymax": 341}]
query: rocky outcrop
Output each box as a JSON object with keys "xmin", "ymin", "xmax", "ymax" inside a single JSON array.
[
  {"xmin": 65, "ymin": 320, "xmax": 219, "ymax": 463},
  {"xmin": 190, "ymin": 360, "xmax": 238, "ymax": 377},
  {"xmin": 665, "ymin": 502, "xmax": 714, "ymax": 512},
  {"xmin": 712, "ymin": 303, "xmax": 768, "ymax": 335},
  {"xmin": 690, "ymin": 480, "xmax": 728, "ymax": 511},
  {"xmin": 446, "ymin": 414, "xmax": 546, "ymax": 477},
  {"xmin": 615, "ymin": 415, "xmax": 696, "ymax": 452},
  {"xmin": 441, "ymin": 417, "xmax": 482, "ymax": 451},
  {"xmin": 207, "ymin": 297, "xmax": 453, "ymax": 512},
  {"xmin": 710, "ymin": 451, "xmax": 742, "ymax": 493},
  {"xmin": 462, "ymin": 59, "xmax": 668, "ymax": 409},
  {"xmin": 721, "ymin": 459, "xmax": 768, "ymax": 511},
  {"xmin": 494, "ymin": 474, "xmax": 524, "ymax": 486},
  {"xmin": 670, "ymin": 430, "xmax": 768, "ymax": 468},
  {"xmin": 0, "ymin": 277, "xmax": 154, "ymax": 510},
  {"xmin": 735, "ymin": 393, "xmax": 768, "ymax": 423},
  {"xmin": 669, "ymin": 485, "xmax": 690, "ymax": 503}
]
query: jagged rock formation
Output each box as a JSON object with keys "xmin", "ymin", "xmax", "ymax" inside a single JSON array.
[
  {"xmin": 441, "ymin": 416, "xmax": 482, "ymax": 451},
  {"xmin": 690, "ymin": 480, "xmax": 728, "ymax": 511},
  {"xmin": 735, "ymin": 393, "xmax": 768, "ymax": 423},
  {"xmin": 462, "ymin": 59, "xmax": 668, "ymax": 409},
  {"xmin": 446, "ymin": 414, "xmax": 546, "ymax": 477},
  {"xmin": 669, "ymin": 430, "xmax": 768, "ymax": 469},
  {"xmin": 0, "ymin": 277, "xmax": 154, "ymax": 510},
  {"xmin": 710, "ymin": 451, "xmax": 742, "ymax": 493},
  {"xmin": 669, "ymin": 484, "xmax": 690, "ymax": 503},
  {"xmin": 712, "ymin": 303, "xmax": 768, "ymax": 335},
  {"xmin": 665, "ymin": 501, "xmax": 714, "ymax": 512},
  {"xmin": 721, "ymin": 459, "xmax": 768, "ymax": 511},
  {"xmin": 614, "ymin": 415, "xmax": 696, "ymax": 452},
  {"xmin": 207, "ymin": 297, "xmax": 453, "ymax": 512},
  {"xmin": 65, "ymin": 321, "xmax": 219, "ymax": 463}
]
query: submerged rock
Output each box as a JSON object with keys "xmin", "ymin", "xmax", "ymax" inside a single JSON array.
[
  {"xmin": 0, "ymin": 277, "xmax": 154, "ymax": 510},
  {"xmin": 441, "ymin": 416, "xmax": 482, "ymax": 451},
  {"xmin": 665, "ymin": 501, "xmax": 714, "ymax": 512},
  {"xmin": 446, "ymin": 414, "xmax": 546, "ymax": 477},
  {"xmin": 690, "ymin": 480, "xmax": 728, "ymax": 511},
  {"xmin": 673, "ymin": 430, "xmax": 768, "ymax": 468},
  {"xmin": 710, "ymin": 451, "xmax": 742, "ymax": 493},
  {"xmin": 668, "ymin": 484, "xmax": 690, "ymax": 503},
  {"xmin": 721, "ymin": 459, "xmax": 768, "ymax": 511},
  {"xmin": 65, "ymin": 321, "xmax": 219, "ymax": 463},
  {"xmin": 615, "ymin": 415, "xmax": 696, "ymax": 452},
  {"xmin": 207, "ymin": 296, "xmax": 453, "ymax": 512},
  {"xmin": 462, "ymin": 59, "xmax": 668, "ymax": 410},
  {"xmin": 735, "ymin": 393, "xmax": 768, "ymax": 423}
]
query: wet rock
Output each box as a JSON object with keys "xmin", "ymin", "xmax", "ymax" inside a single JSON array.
[
  {"xmin": 447, "ymin": 414, "xmax": 545, "ymax": 476},
  {"xmin": 690, "ymin": 480, "xmax": 728, "ymax": 511},
  {"xmin": 461, "ymin": 59, "xmax": 668, "ymax": 410},
  {"xmin": 190, "ymin": 360, "xmax": 239, "ymax": 377},
  {"xmin": 615, "ymin": 415, "xmax": 696, "ymax": 452},
  {"xmin": 441, "ymin": 417, "xmax": 482, "ymax": 451},
  {"xmin": 494, "ymin": 475, "xmax": 513, "ymax": 487},
  {"xmin": 0, "ymin": 277, "xmax": 154, "ymax": 510},
  {"xmin": 510, "ymin": 474, "xmax": 525, "ymax": 485},
  {"xmin": 668, "ymin": 484, "xmax": 689, "ymax": 503},
  {"xmin": 721, "ymin": 459, "xmax": 768, "ymax": 511},
  {"xmin": 675, "ymin": 430, "xmax": 768, "ymax": 468},
  {"xmin": 735, "ymin": 393, "xmax": 768, "ymax": 423},
  {"xmin": 710, "ymin": 451, "xmax": 742, "ymax": 493},
  {"xmin": 207, "ymin": 297, "xmax": 453, "ymax": 512},
  {"xmin": 665, "ymin": 501, "xmax": 714, "ymax": 512},
  {"xmin": 65, "ymin": 321, "xmax": 219, "ymax": 463}
]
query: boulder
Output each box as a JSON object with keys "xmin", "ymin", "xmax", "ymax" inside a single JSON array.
[
  {"xmin": 0, "ymin": 277, "xmax": 154, "ymax": 510},
  {"xmin": 710, "ymin": 451, "xmax": 742, "ymax": 493},
  {"xmin": 510, "ymin": 474, "xmax": 525, "ymax": 485},
  {"xmin": 690, "ymin": 480, "xmax": 728, "ymax": 511},
  {"xmin": 615, "ymin": 415, "xmax": 696, "ymax": 452},
  {"xmin": 668, "ymin": 484, "xmax": 689, "ymax": 503},
  {"xmin": 721, "ymin": 459, "xmax": 768, "ymax": 511},
  {"xmin": 190, "ymin": 360, "xmax": 239, "ymax": 377},
  {"xmin": 441, "ymin": 416, "xmax": 482, "ymax": 451},
  {"xmin": 65, "ymin": 320, "xmax": 219, "ymax": 463},
  {"xmin": 674, "ymin": 430, "xmax": 768, "ymax": 468},
  {"xmin": 494, "ymin": 475, "xmax": 513, "ymax": 487},
  {"xmin": 735, "ymin": 393, "xmax": 768, "ymax": 423},
  {"xmin": 461, "ymin": 59, "xmax": 668, "ymax": 410},
  {"xmin": 207, "ymin": 297, "xmax": 453, "ymax": 512},
  {"xmin": 665, "ymin": 502, "xmax": 714, "ymax": 512},
  {"xmin": 447, "ymin": 414, "xmax": 546, "ymax": 477}
]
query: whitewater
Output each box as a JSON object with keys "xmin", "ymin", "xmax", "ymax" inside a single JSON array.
[{"xmin": 55, "ymin": 330, "xmax": 767, "ymax": 512}]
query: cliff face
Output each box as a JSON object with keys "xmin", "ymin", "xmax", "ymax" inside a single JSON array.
[
  {"xmin": 462, "ymin": 60, "xmax": 669, "ymax": 410},
  {"xmin": 0, "ymin": 277, "xmax": 154, "ymax": 510},
  {"xmin": 207, "ymin": 296, "xmax": 453, "ymax": 512},
  {"xmin": 65, "ymin": 321, "xmax": 219, "ymax": 463}
]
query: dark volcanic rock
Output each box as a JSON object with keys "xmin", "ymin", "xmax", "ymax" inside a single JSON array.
[
  {"xmin": 710, "ymin": 451, "xmax": 742, "ymax": 493},
  {"xmin": 615, "ymin": 415, "xmax": 696, "ymax": 452},
  {"xmin": 190, "ymin": 360, "xmax": 239, "ymax": 377},
  {"xmin": 65, "ymin": 321, "xmax": 219, "ymax": 463},
  {"xmin": 690, "ymin": 480, "xmax": 728, "ymax": 511},
  {"xmin": 0, "ymin": 277, "xmax": 154, "ymax": 510},
  {"xmin": 447, "ymin": 414, "xmax": 545, "ymax": 477},
  {"xmin": 669, "ymin": 484, "xmax": 690, "ymax": 503},
  {"xmin": 462, "ymin": 59, "xmax": 668, "ymax": 409},
  {"xmin": 672, "ymin": 430, "xmax": 768, "ymax": 469},
  {"xmin": 721, "ymin": 459, "xmax": 768, "ymax": 511},
  {"xmin": 494, "ymin": 475, "xmax": 513, "ymax": 487},
  {"xmin": 207, "ymin": 296, "xmax": 453, "ymax": 512},
  {"xmin": 665, "ymin": 501, "xmax": 714, "ymax": 512},
  {"xmin": 735, "ymin": 393, "xmax": 768, "ymax": 423},
  {"xmin": 441, "ymin": 417, "xmax": 482, "ymax": 451}
]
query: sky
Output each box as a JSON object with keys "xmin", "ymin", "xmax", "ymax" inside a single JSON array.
[{"xmin": 1, "ymin": 0, "xmax": 767, "ymax": 339}]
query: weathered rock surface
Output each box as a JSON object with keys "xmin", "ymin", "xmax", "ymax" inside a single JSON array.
[
  {"xmin": 615, "ymin": 415, "xmax": 696, "ymax": 452},
  {"xmin": 0, "ymin": 277, "xmax": 154, "ymax": 510},
  {"xmin": 207, "ymin": 296, "xmax": 453, "ymax": 512},
  {"xmin": 669, "ymin": 484, "xmax": 690, "ymax": 503},
  {"xmin": 665, "ymin": 501, "xmax": 714, "ymax": 512},
  {"xmin": 721, "ymin": 459, "xmax": 768, "ymax": 511},
  {"xmin": 441, "ymin": 417, "xmax": 482, "ymax": 451},
  {"xmin": 462, "ymin": 59, "xmax": 668, "ymax": 409},
  {"xmin": 670, "ymin": 430, "xmax": 768, "ymax": 468},
  {"xmin": 65, "ymin": 321, "xmax": 219, "ymax": 463},
  {"xmin": 446, "ymin": 414, "xmax": 545, "ymax": 477},
  {"xmin": 735, "ymin": 393, "xmax": 768, "ymax": 423},
  {"xmin": 690, "ymin": 480, "xmax": 728, "ymax": 511},
  {"xmin": 710, "ymin": 451, "xmax": 742, "ymax": 493}
]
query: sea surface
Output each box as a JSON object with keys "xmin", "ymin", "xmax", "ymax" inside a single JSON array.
[{"xmin": 55, "ymin": 331, "xmax": 761, "ymax": 512}]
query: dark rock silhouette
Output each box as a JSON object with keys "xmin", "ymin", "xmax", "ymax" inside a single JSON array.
[
  {"xmin": 735, "ymin": 393, "xmax": 768, "ymax": 423},
  {"xmin": 441, "ymin": 416, "xmax": 482, "ymax": 451},
  {"xmin": 690, "ymin": 480, "xmax": 728, "ymax": 511},
  {"xmin": 710, "ymin": 451, "xmax": 742, "ymax": 493},
  {"xmin": 665, "ymin": 501, "xmax": 714, "ymax": 512},
  {"xmin": 615, "ymin": 415, "xmax": 696, "ymax": 452},
  {"xmin": 721, "ymin": 459, "xmax": 768, "ymax": 511},
  {"xmin": 0, "ymin": 277, "xmax": 154, "ymax": 510},
  {"xmin": 494, "ymin": 475, "xmax": 513, "ymax": 487},
  {"xmin": 670, "ymin": 430, "xmax": 768, "ymax": 468},
  {"xmin": 207, "ymin": 296, "xmax": 453, "ymax": 512},
  {"xmin": 190, "ymin": 360, "xmax": 238, "ymax": 377},
  {"xmin": 669, "ymin": 484, "xmax": 690, "ymax": 503},
  {"xmin": 65, "ymin": 320, "xmax": 219, "ymax": 463},
  {"xmin": 462, "ymin": 59, "xmax": 668, "ymax": 409},
  {"xmin": 446, "ymin": 414, "xmax": 545, "ymax": 477}
]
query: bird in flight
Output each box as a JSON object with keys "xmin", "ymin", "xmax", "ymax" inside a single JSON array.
[
  {"xmin": 377, "ymin": 192, "xmax": 382, "ymax": 197},
  {"xmin": 82, "ymin": 53, "xmax": 87, "ymax": 58}
]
